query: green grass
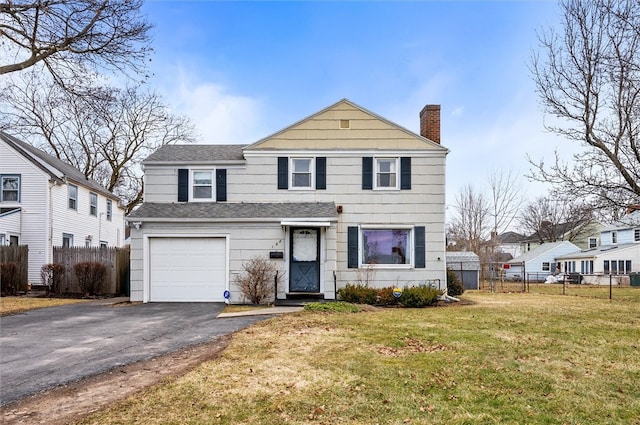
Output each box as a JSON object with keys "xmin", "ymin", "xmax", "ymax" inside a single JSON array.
[
  {"xmin": 76, "ymin": 292, "xmax": 640, "ymax": 424},
  {"xmin": 0, "ymin": 296, "xmax": 87, "ymax": 315}
]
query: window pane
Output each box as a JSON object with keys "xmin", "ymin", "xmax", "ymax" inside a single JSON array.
[
  {"xmin": 193, "ymin": 186, "xmax": 212, "ymax": 198},
  {"xmin": 193, "ymin": 171, "xmax": 212, "ymax": 185},
  {"xmin": 293, "ymin": 159, "xmax": 311, "ymax": 173},
  {"xmin": 293, "ymin": 173, "xmax": 311, "ymax": 187},
  {"xmin": 2, "ymin": 176, "xmax": 19, "ymax": 201},
  {"xmin": 362, "ymin": 229, "xmax": 410, "ymax": 265}
]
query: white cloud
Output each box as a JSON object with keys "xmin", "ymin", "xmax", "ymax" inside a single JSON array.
[{"xmin": 159, "ymin": 69, "xmax": 266, "ymax": 145}]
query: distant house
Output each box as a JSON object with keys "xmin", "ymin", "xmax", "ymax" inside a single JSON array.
[
  {"xmin": 506, "ymin": 241, "xmax": 580, "ymax": 282},
  {"xmin": 495, "ymin": 231, "xmax": 526, "ymax": 258},
  {"xmin": 554, "ymin": 210, "xmax": 640, "ymax": 285},
  {"xmin": 446, "ymin": 251, "xmax": 480, "ymax": 290},
  {"xmin": 0, "ymin": 131, "xmax": 126, "ymax": 284},
  {"xmin": 520, "ymin": 220, "xmax": 605, "ymax": 253}
]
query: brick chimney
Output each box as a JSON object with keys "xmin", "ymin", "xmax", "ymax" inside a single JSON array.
[{"xmin": 419, "ymin": 104, "xmax": 441, "ymax": 144}]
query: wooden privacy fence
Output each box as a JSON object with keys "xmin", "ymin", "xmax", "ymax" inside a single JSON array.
[
  {"xmin": 52, "ymin": 246, "xmax": 130, "ymax": 296},
  {"xmin": 0, "ymin": 245, "xmax": 29, "ymax": 293}
]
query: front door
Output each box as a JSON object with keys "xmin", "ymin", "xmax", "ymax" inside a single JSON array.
[{"xmin": 290, "ymin": 228, "xmax": 320, "ymax": 292}]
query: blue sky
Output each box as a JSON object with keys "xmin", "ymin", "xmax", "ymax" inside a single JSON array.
[{"xmin": 142, "ymin": 0, "xmax": 565, "ymax": 206}]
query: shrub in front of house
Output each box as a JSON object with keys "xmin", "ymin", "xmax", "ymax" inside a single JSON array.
[
  {"xmin": 337, "ymin": 283, "xmax": 378, "ymax": 304},
  {"xmin": 41, "ymin": 263, "xmax": 66, "ymax": 295},
  {"xmin": 446, "ymin": 268, "xmax": 465, "ymax": 297},
  {"xmin": 376, "ymin": 286, "xmax": 400, "ymax": 306},
  {"xmin": 74, "ymin": 262, "xmax": 107, "ymax": 296},
  {"xmin": 398, "ymin": 285, "xmax": 441, "ymax": 308},
  {"xmin": 0, "ymin": 262, "xmax": 19, "ymax": 295},
  {"xmin": 235, "ymin": 256, "xmax": 283, "ymax": 305}
]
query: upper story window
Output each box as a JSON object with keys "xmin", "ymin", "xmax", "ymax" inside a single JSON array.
[
  {"xmin": 635, "ymin": 229, "xmax": 640, "ymax": 242},
  {"xmin": 106, "ymin": 199, "xmax": 112, "ymax": 221},
  {"xmin": 89, "ymin": 192, "xmax": 98, "ymax": 216},
  {"xmin": 68, "ymin": 184, "xmax": 78, "ymax": 210},
  {"xmin": 589, "ymin": 237, "xmax": 598, "ymax": 249},
  {"xmin": 612, "ymin": 231, "xmax": 618, "ymax": 244},
  {"xmin": 375, "ymin": 158, "xmax": 398, "ymax": 189},
  {"xmin": 0, "ymin": 175, "xmax": 20, "ymax": 202},
  {"xmin": 291, "ymin": 158, "xmax": 313, "ymax": 189},
  {"xmin": 192, "ymin": 170, "xmax": 214, "ymax": 200}
]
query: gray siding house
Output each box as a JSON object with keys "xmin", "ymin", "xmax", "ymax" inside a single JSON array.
[{"xmin": 127, "ymin": 99, "xmax": 449, "ymax": 303}]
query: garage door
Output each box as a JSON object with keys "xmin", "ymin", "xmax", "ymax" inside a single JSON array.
[{"xmin": 149, "ymin": 237, "xmax": 226, "ymax": 302}]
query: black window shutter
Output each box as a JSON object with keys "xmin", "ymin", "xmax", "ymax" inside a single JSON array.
[
  {"xmin": 362, "ymin": 157, "xmax": 373, "ymax": 190},
  {"xmin": 316, "ymin": 157, "xmax": 326, "ymax": 190},
  {"xmin": 414, "ymin": 226, "xmax": 426, "ymax": 268},
  {"xmin": 277, "ymin": 157, "xmax": 288, "ymax": 189},
  {"xmin": 348, "ymin": 226, "xmax": 359, "ymax": 268},
  {"xmin": 400, "ymin": 157, "xmax": 411, "ymax": 190},
  {"xmin": 216, "ymin": 169, "xmax": 227, "ymax": 202},
  {"xmin": 177, "ymin": 169, "xmax": 189, "ymax": 202}
]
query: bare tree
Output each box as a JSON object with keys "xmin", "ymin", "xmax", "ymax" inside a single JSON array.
[
  {"xmin": 1, "ymin": 74, "xmax": 197, "ymax": 213},
  {"xmin": 487, "ymin": 167, "xmax": 525, "ymax": 237},
  {"xmin": 0, "ymin": 0, "xmax": 151, "ymax": 86},
  {"xmin": 447, "ymin": 185, "xmax": 490, "ymax": 254},
  {"xmin": 519, "ymin": 195, "xmax": 594, "ymax": 243},
  {"xmin": 529, "ymin": 0, "xmax": 640, "ymax": 212}
]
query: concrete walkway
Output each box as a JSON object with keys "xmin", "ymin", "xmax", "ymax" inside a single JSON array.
[{"xmin": 217, "ymin": 306, "xmax": 304, "ymax": 317}]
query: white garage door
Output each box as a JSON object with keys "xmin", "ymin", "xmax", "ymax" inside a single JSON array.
[{"xmin": 149, "ymin": 237, "xmax": 226, "ymax": 302}]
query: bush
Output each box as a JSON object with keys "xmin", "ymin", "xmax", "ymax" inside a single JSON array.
[
  {"xmin": 0, "ymin": 262, "xmax": 19, "ymax": 295},
  {"xmin": 235, "ymin": 256, "xmax": 282, "ymax": 305},
  {"xmin": 41, "ymin": 263, "xmax": 66, "ymax": 295},
  {"xmin": 337, "ymin": 283, "xmax": 377, "ymax": 304},
  {"xmin": 74, "ymin": 262, "xmax": 107, "ymax": 296},
  {"xmin": 376, "ymin": 287, "xmax": 400, "ymax": 306},
  {"xmin": 446, "ymin": 268, "xmax": 465, "ymax": 297},
  {"xmin": 398, "ymin": 285, "xmax": 442, "ymax": 308}
]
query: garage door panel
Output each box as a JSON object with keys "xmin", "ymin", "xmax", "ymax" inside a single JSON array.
[{"xmin": 149, "ymin": 237, "xmax": 226, "ymax": 302}]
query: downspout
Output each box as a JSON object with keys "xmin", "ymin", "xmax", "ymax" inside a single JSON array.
[{"xmin": 48, "ymin": 180, "xmax": 55, "ymax": 265}]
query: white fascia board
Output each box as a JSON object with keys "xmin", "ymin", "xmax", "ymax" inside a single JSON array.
[
  {"xmin": 127, "ymin": 216, "xmax": 338, "ymax": 224},
  {"xmin": 242, "ymin": 149, "xmax": 447, "ymax": 158}
]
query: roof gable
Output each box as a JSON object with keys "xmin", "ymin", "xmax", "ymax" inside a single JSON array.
[
  {"xmin": 244, "ymin": 99, "xmax": 448, "ymax": 152},
  {"xmin": 1, "ymin": 131, "xmax": 119, "ymax": 201},
  {"xmin": 508, "ymin": 241, "xmax": 580, "ymax": 264}
]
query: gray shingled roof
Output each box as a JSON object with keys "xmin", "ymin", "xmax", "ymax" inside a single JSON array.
[
  {"xmin": 144, "ymin": 144, "xmax": 246, "ymax": 163},
  {"xmin": 446, "ymin": 251, "xmax": 481, "ymax": 270},
  {"xmin": 1, "ymin": 130, "xmax": 119, "ymax": 201},
  {"xmin": 128, "ymin": 202, "xmax": 338, "ymax": 220}
]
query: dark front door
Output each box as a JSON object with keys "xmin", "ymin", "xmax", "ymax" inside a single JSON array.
[{"xmin": 290, "ymin": 228, "xmax": 320, "ymax": 292}]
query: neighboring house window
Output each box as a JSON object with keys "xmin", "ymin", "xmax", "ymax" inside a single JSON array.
[
  {"xmin": 608, "ymin": 260, "xmax": 633, "ymax": 275},
  {"xmin": 106, "ymin": 199, "xmax": 112, "ymax": 221},
  {"xmin": 0, "ymin": 234, "xmax": 5, "ymax": 245},
  {"xmin": 62, "ymin": 233, "xmax": 73, "ymax": 248},
  {"xmin": 192, "ymin": 170, "xmax": 213, "ymax": 200},
  {"xmin": 635, "ymin": 229, "xmax": 640, "ymax": 242},
  {"xmin": 68, "ymin": 185, "xmax": 78, "ymax": 210},
  {"xmin": 361, "ymin": 227, "xmax": 412, "ymax": 266},
  {"xmin": 100, "ymin": 240, "xmax": 108, "ymax": 248},
  {"xmin": 9, "ymin": 235, "xmax": 19, "ymax": 245},
  {"xmin": 89, "ymin": 192, "xmax": 98, "ymax": 216},
  {"xmin": 589, "ymin": 237, "xmax": 597, "ymax": 249},
  {"xmin": 604, "ymin": 260, "xmax": 610, "ymax": 274},
  {"xmin": 581, "ymin": 260, "xmax": 594, "ymax": 274},
  {"xmin": 291, "ymin": 158, "xmax": 313, "ymax": 189},
  {"xmin": 1, "ymin": 175, "xmax": 20, "ymax": 202},
  {"xmin": 612, "ymin": 231, "xmax": 617, "ymax": 244},
  {"xmin": 564, "ymin": 261, "xmax": 575, "ymax": 273},
  {"xmin": 375, "ymin": 158, "xmax": 398, "ymax": 189},
  {"xmin": 542, "ymin": 262, "xmax": 550, "ymax": 272}
]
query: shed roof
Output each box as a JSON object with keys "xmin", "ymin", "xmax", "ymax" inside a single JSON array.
[{"xmin": 446, "ymin": 251, "xmax": 481, "ymax": 270}]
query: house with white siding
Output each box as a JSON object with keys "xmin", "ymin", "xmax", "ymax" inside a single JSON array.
[
  {"xmin": 127, "ymin": 99, "xmax": 449, "ymax": 303},
  {"xmin": 554, "ymin": 210, "xmax": 640, "ymax": 284},
  {"xmin": 0, "ymin": 131, "xmax": 126, "ymax": 284},
  {"xmin": 505, "ymin": 241, "xmax": 580, "ymax": 282}
]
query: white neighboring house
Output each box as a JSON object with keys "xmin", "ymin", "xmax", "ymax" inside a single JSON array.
[
  {"xmin": 554, "ymin": 210, "xmax": 640, "ymax": 285},
  {"xmin": 505, "ymin": 241, "xmax": 580, "ymax": 282},
  {"xmin": 0, "ymin": 131, "xmax": 125, "ymax": 284}
]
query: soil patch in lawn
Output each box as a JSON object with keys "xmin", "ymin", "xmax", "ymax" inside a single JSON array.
[{"xmin": 1, "ymin": 335, "xmax": 232, "ymax": 425}]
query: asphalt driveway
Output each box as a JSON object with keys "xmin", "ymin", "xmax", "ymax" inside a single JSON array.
[{"xmin": 0, "ymin": 300, "xmax": 270, "ymax": 406}]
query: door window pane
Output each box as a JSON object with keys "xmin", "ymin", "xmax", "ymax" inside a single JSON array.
[{"xmin": 292, "ymin": 229, "xmax": 317, "ymax": 261}]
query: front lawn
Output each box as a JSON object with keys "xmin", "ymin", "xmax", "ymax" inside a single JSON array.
[
  {"xmin": 77, "ymin": 292, "xmax": 640, "ymax": 424},
  {"xmin": 0, "ymin": 296, "xmax": 88, "ymax": 316}
]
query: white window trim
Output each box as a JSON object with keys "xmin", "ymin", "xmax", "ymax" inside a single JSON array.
[
  {"xmin": 1, "ymin": 174, "xmax": 21, "ymax": 203},
  {"xmin": 68, "ymin": 184, "xmax": 78, "ymax": 211},
  {"xmin": 106, "ymin": 199, "xmax": 113, "ymax": 221},
  {"xmin": 289, "ymin": 157, "xmax": 315, "ymax": 190},
  {"xmin": 589, "ymin": 237, "xmax": 598, "ymax": 248},
  {"xmin": 359, "ymin": 225, "xmax": 413, "ymax": 269},
  {"xmin": 89, "ymin": 192, "xmax": 98, "ymax": 216},
  {"xmin": 190, "ymin": 169, "xmax": 216, "ymax": 202},
  {"xmin": 542, "ymin": 262, "xmax": 550, "ymax": 272},
  {"xmin": 373, "ymin": 157, "xmax": 400, "ymax": 190},
  {"xmin": 62, "ymin": 233, "xmax": 74, "ymax": 247}
]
